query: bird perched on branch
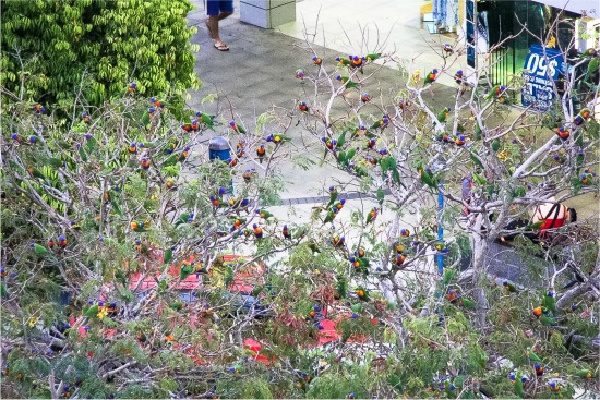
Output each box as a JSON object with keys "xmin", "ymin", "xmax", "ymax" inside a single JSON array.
[{"xmin": 424, "ymin": 69, "xmax": 438, "ymax": 84}]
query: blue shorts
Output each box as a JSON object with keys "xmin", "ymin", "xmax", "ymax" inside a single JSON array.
[{"xmin": 207, "ymin": 0, "xmax": 233, "ymax": 15}]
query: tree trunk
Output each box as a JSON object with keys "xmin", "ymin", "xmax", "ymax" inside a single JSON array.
[{"xmin": 470, "ymin": 214, "xmax": 489, "ymax": 329}]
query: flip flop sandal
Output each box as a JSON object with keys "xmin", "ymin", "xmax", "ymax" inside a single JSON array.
[
  {"xmin": 205, "ymin": 19, "xmax": 214, "ymax": 38},
  {"xmin": 214, "ymin": 43, "xmax": 230, "ymax": 51}
]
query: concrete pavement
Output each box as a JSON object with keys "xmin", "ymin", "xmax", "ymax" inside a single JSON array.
[{"xmin": 184, "ymin": 0, "xmax": 597, "ymax": 246}]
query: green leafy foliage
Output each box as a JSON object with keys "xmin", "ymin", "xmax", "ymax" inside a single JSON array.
[{"xmin": 1, "ymin": 0, "xmax": 200, "ymax": 107}]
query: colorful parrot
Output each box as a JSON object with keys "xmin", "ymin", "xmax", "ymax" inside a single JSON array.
[
  {"xmin": 454, "ymin": 70, "xmax": 464, "ymax": 84},
  {"xmin": 134, "ymin": 238, "xmax": 142, "ymax": 252},
  {"xmin": 575, "ymin": 369, "xmax": 594, "ymax": 379},
  {"xmin": 326, "ymin": 185, "xmax": 338, "ymax": 207},
  {"xmin": 349, "ymin": 55, "xmax": 364, "ymax": 69},
  {"xmin": 283, "ymin": 225, "xmax": 291, "ymax": 240},
  {"xmin": 128, "ymin": 82, "xmax": 136, "ymax": 93},
  {"xmin": 503, "ymin": 280, "xmax": 517, "ymax": 292},
  {"xmin": 442, "ymin": 43, "xmax": 453, "ymax": 53},
  {"xmin": 541, "ymin": 290, "xmax": 556, "ymax": 313},
  {"xmin": 514, "ymin": 376, "xmax": 525, "ymax": 399},
  {"xmin": 527, "ymin": 348, "xmax": 541, "ymax": 362},
  {"xmin": 324, "ymin": 207, "xmax": 338, "ymax": 224},
  {"xmin": 333, "ymin": 198, "xmax": 346, "ymax": 210},
  {"xmin": 581, "ymin": 171, "xmax": 593, "ymax": 185},
  {"xmin": 11, "ymin": 133, "xmax": 24, "ymax": 144},
  {"xmin": 148, "ymin": 107, "xmax": 155, "ymax": 120},
  {"xmin": 141, "ymin": 159, "xmax": 150, "ymax": 170},
  {"xmin": 361, "ymin": 93, "xmax": 371, "ymax": 102},
  {"xmin": 445, "ymin": 289, "xmax": 458, "ymax": 303},
  {"xmin": 229, "ymin": 120, "xmax": 245, "ymax": 134},
  {"xmin": 371, "ymin": 115, "xmax": 389, "ymax": 130},
  {"xmin": 555, "ymin": 126, "xmax": 569, "ymax": 141},
  {"xmin": 336, "ymin": 75, "xmax": 359, "ymax": 89},
  {"xmin": 365, "ymin": 53, "xmax": 382, "ymax": 62},
  {"xmin": 255, "ymin": 208, "xmax": 274, "ymax": 219},
  {"xmin": 34, "ymin": 104, "xmax": 46, "ymax": 113},
  {"xmin": 298, "ymin": 101, "xmax": 309, "ymax": 112},
  {"xmin": 256, "ymin": 145, "xmax": 266, "ymax": 163},
  {"xmin": 580, "ymin": 48, "xmax": 598, "ymax": 58},
  {"xmin": 312, "ymin": 56, "xmax": 323, "ymax": 65},
  {"xmin": 58, "ymin": 235, "xmax": 68, "ymax": 248},
  {"xmin": 356, "ymin": 288, "xmax": 370, "ymax": 301},
  {"xmin": 455, "ymin": 134, "xmax": 466, "ymax": 146},
  {"xmin": 459, "ymin": 297, "xmax": 477, "ymax": 308},
  {"xmin": 336, "ymin": 56, "xmax": 351, "ymax": 66},
  {"xmin": 437, "ymin": 107, "xmax": 451, "ymax": 123},
  {"xmin": 266, "ymin": 133, "xmax": 291, "ymax": 144},
  {"xmin": 549, "ymin": 380, "xmax": 561, "ymax": 392},
  {"xmin": 128, "ymin": 142, "xmax": 137, "ymax": 155},
  {"xmin": 396, "ymin": 253, "xmax": 407, "ymax": 267},
  {"xmin": 296, "ymin": 69, "xmax": 304, "ymax": 79},
  {"xmin": 424, "ymin": 69, "xmax": 438, "ymax": 84},
  {"xmin": 196, "ymin": 111, "xmax": 215, "ymax": 131},
  {"xmin": 366, "ymin": 207, "xmax": 379, "ymax": 225},
  {"xmin": 535, "ymin": 363, "xmax": 543, "ymax": 376},
  {"xmin": 253, "ymin": 224, "xmax": 263, "ymax": 239},
  {"xmin": 486, "ymin": 85, "xmax": 507, "ymax": 100},
  {"xmin": 333, "ymin": 236, "xmax": 345, "ymax": 247}
]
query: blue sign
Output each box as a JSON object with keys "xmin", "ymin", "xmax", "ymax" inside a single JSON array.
[{"xmin": 521, "ymin": 45, "xmax": 564, "ymax": 111}]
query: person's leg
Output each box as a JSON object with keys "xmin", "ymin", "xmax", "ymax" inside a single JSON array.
[
  {"xmin": 207, "ymin": 0, "xmax": 233, "ymax": 49},
  {"xmin": 206, "ymin": 0, "xmax": 219, "ymax": 39},
  {"xmin": 218, "ymin": 1, "xmax": 233, "ymax": 20}
]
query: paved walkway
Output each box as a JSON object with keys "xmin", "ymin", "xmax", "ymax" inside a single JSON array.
[{"xmin": 187, "ymin": 1, "xmax": 598, "ymax": 222}]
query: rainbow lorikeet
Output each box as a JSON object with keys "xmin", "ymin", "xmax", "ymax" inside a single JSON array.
[
  {"xmin": 580, "ymin": 48, "xmax": 597, "ymax": 58},
  {"xmin": 437, "ymin": 107, "xmax": 451, "ymax": 123},
  {"xmin": 356, "ymin": 288, "xmax": 370, "ymax": 301},
  {"xmin": 349, "ymin": 55, "xmax": 364, "ymax": 69},
  {"xmin": 366, "ymin": 207, "xmax": 379, "ymax": 224},
  {"xmin": 180, "ymin": 264, "xmax": 193, "ymax": 280},
  {"xmin": 503, "ymin": 280, "xmax": 517, "ymax": 292},
  {"xmin": 26, "ymin": 166, "xmax": 45, "ymax": 180},
  {"xmin": 313, "ymin": 56, "xmax": 323, "ymax": 65},
  {"xmin": 299, "ymin": 101, "xmax": 309, "ymax": 112},
  {"xmin": 31, "ymin": 243, "xmax": 48, "ymax": 255},
  {"xmin": 365, "ymin": 53, "xmax": 382, "ymax": 62},
  {"xmin": 255, "ymin": 208, "xmax": 274, "ymax": 219},
  {"xmin": 555, "ymin": 126, "xmax": 569, "ymax": 140},
  {"xmin": 514, "ymin": 377, "xmax": 525, "ymax": 399},
  {"xmin": 371, "ymin": 115, "xmax": 389, "ymax": 130},
  {"xmin": 527, "ymin": 348, "xmax": 541, "ymax": 362},
  {"xmin": 332, "ymin": 198, "xmax": 346, "ymax": 210},
  {"xmin": 424, "ymin": 69, "xmax": 438, "ymax": 84},
  {"xmin": 253, "ymin": 224, "xmax": 263, "ymax": 239},
  {"xmin": 283, "ymin": 225, "xmax": 291, "ymax": 240},
  {"xmin": 459, "ymin": 297, "xmax": 477, "ymax": 308},
  {"xmin": 576, "ymin": 369, "xmax": 594, "ymax": 378},
  {"xmin": 256, "ymin": 145, "xmax": 266, "ymax": 163},
  {"xmin": 229, "ymin": 120, "xmax": 245, "ymax": 134},
  {"xmin": 486, "ymin": 85, "xmax": 507, "ymax": 100},
  {"xmin": 541, "ymin": 290, "xmax": 556, "ymax": 313},
  {"xmin": 266, "ymin": 133, "xmax": 291, "ymax": 144},
  {"xmin": 324, "ymin": 207, "xmax": 338, "ymax": 224},
  {"xmin": 326, "ymin": 185, "xmax": 338, "ymax": 207},
  {"xmin": 196, "ymin": 111, "xmax": 215, "ymax": 131},
  {"xmin": 333, "ymin": 236, "xmax": 345, "ymax": 247},
  {"xmin": 336, "ymin": 75, "xmax": 359, "ymax": 89},
  {"xmin": 335, "ymin": 277, "xmax": 348, "ymax": 299},
  {"xmin": 336, "ymin": 56, "xmax": 351, "ymax": 66}
]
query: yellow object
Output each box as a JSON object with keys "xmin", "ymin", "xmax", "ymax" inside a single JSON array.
[
  {"xmin": 28, "ymin": 316, "xmax": 39, "ymax": 327},
  {"xmin": 97, "ymin": 308, "xmax": 108, "ymax": 320}
]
